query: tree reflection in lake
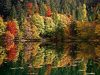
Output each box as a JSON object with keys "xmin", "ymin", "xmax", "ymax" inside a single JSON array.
[{"xmin": 0, "ymin": 41, "xmax": 100, "ymax": 75}]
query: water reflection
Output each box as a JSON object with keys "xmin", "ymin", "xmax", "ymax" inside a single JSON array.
[{"xmin": 0, "ymin": 41, "xmax": 100, "ymax": 75}]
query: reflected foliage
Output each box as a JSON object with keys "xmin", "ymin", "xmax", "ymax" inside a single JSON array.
[{"xmin": 0, "ymin": 41, "xmax": 100, "ymax": 75}]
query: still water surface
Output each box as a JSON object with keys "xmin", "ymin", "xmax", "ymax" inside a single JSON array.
[{"xmin": 0, "ymin": 41, "xmax": 100, "ymax": 75}]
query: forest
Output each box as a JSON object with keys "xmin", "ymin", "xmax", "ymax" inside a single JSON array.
[{"xmin": 0, "ymin": 0, "xmax": 100, "ymax": 75}]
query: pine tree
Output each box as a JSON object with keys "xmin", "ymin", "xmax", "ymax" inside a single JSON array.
[
  {"xmin": 16, "ymin": 1, "xmax": 26, "ymax": 30},
  {"xmin": 39, "ymin": 0, "xmax": 45, "ymax": 16},
  {"xmin": 9, "ymin": 5, "xmax": 17, "ymax": 19},
  {"xmin": 50, "ymin": 0, "xmax": 56, "ymax": 13}
]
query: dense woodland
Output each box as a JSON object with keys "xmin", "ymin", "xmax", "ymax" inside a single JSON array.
[
  {"xmin": 0, "ymin": 0, "xmax": 100, "ymax": 75},
  {"xmin": 0, "ymin": 0, "xmax": 99, "ymax": 40}
]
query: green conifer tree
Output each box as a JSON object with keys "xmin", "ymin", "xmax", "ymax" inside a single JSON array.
[
  {"xmin": 9, "ymin": 5, "xmax": 17, "ymax": 19},
  {"xmin": 39, "ymin": 0, "xmax": 45, "ymax": 16}
]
